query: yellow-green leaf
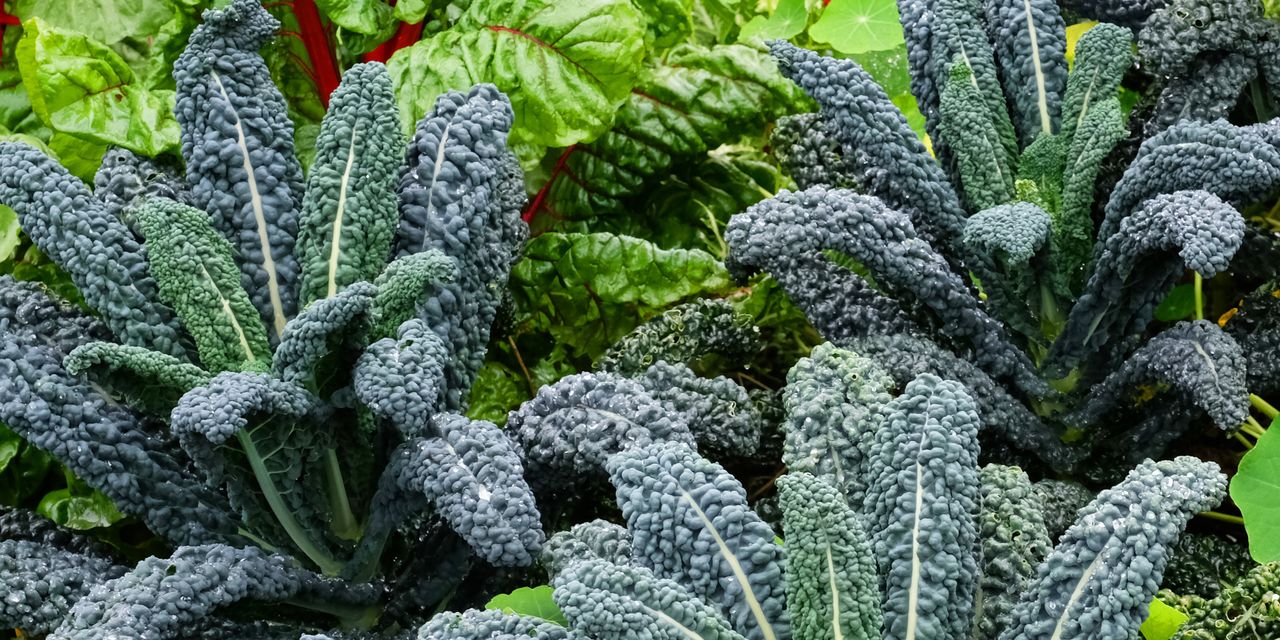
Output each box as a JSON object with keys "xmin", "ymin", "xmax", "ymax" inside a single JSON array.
[
  {"xmin": 16, "ymin": 17, "xmax": 180, "ymax": 156},
  {"xmin": 387, "ymin": 0, "xmax": 645, "ymax": 148},
  {"xmin": 1140, "ymin": 597, "xmax": 1189, "ymax": 640}
]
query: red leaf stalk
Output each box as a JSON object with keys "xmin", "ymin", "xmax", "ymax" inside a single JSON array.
[{"xmin": 291, "ymin": 0, "xmax": 341, "ymax": 107}]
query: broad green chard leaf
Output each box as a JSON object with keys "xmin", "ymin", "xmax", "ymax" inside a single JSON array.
[
  {"xmin": 315, "ymin": 0, "xmax": 396, "ymax": 36},
  {"xmin": 536, "ymin": 43, "xmax": 807, "ymax": 222},
  {"xmin": 510, "ymin": 232, "xmax": 733, "ymax": 358},
  {"xmin": 16, "ymin": 17, "xmax": 181, "ymax": 156},
  {"xmin": 387, "ymin": 0, "xmax": 646, "ymax": 148},
  {"xmin": 36, "ymin": 472, "xmax": 125, "ymax": 530}
]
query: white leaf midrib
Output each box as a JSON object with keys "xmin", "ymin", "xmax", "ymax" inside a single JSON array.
[
  {"xmin": 211, "ymin": 71, "xmax": 288, "ymax": 338},
  {"xmin": 202, "ymin": 262, "xmax": 257, "ymax": 363},
  {"xmin": 679, "ymin": 489, "xmax": 777, "ymax": 640},
  {"xmin": 326, "ymin": 124, "xmax": 361, "ymax": 298},
  {"xmin": 1022, "ymin": 0, "xmax": 1053, "ymax": 134}
]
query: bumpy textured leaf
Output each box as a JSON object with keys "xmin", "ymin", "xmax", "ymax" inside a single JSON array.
[
  {"xmin": 353, "ymin": 319, "xmax": 449, "ymax": 437},
  {"xmin": 1055, "ymin": 95, "xmax": 1126, "ymax": 292},
  {"xmin": 367, "ymin": 250, "xmax": 457, "ymax": 342},
  {"xmin": 419, "ymin": 609, "xmax": 587, "ymax": 640},
  {"xmin": 1098, "ymin": 119, "xmax": 1280, "ymax": 249},
  {"xmin": 16, "ymin": 17, "xmax": 181, "ymax": 156},
  {"xmin": 843, "ymin": 333, "xmax": 1080, "ymax": 470},
  {"xmin": 973, "ymin": 464, "xmax": 1053, "ymax": 640},
  {"xmin": 391, "ymin": 84, "xmax": 527, "ymax": 411},
  {"xmin": 0, "ymin": 332, "xmax": 237, "ymax": 546},
  {"xmin": 296, "ymin": 62, "xmax": 402, "ymax": 307},
  {"xmin": 782, "ymin": 342, "xmax": 895, "ymax": 505},
  {"xmin": 1058, "ymin": 23, "xmax": 1132, "ymax": 143},
  {"xmin": 0, "ymin": 142, "xmax": 189, "ymax": 358},
  {"xmin": 938, "ymin": 59, "xmax": 1016, "ymax": 211},
  {"xmin": 608, "ymin": 441, "xmax": 789, "ymax": 640},
  {"xmin": 726, "ymin": 186, "xmax": 1045, "ymax": 396},
  {"xmin": 0, "ymin": 274, "xmax": 108, "ymax": 358},
  {"xmin": 541, "ymin": 43, "xmax": 808, "ymax": 220},
  {"xmin": 596, "ymin": 298, "xmax": 761, "ymax": 375},
  {"xmin": 779, "ymin": 472, "xmax": 882, "ymax": 640},
  {"xmin": 1060, "ymin": 0, "xmax": 1168, "ymax": 27},
  {"xmin": 386, "ymin": 0, "xmax": 645, "ymax": 148},
  {"xmin": 272, "ymin": 282, "xmax": 375, "ymax": 392},
  {"xmin": 1147, "ymin": 53, "xmax": 1258, "ymax": 136},
  {"xmin": 1000, "ymin": 457, "xmax": 1228, "ymax": 640},
  {"xmin": 173, "ymin": 0, "xmax": 305, "ymax": 340},
  {"xmin": 1050, "ymin": 191, "xmax": 1245, "ymax": 374},
  {"xmin": 637, "ymin": 361, "xmax": 763, "ymax": 458},
  {"xmin": 134, "ymin": 197, "xmax": 272, "ymax": 373},
  {"xmin": 769, "ymin": 42, "xmax": 968, "ymax": 259},
  {"xmin": 982, "ymin": 0, "xmax": 1068, "ymax": 143},
  {"xmin": 0, "ymin": 539, "xmax": 125, "ymax": 635},
  {"xmin": 770, "ymin": 112, "xmax": 859, "ymax": 190},
  {"xmin": 1070, "ymin": 321, "xmax": 1248, "ymax": 465},
  {"xmin": 50, "ymin": 544, "xmax": 373, "ymax": 640},
  {"xmin": 92, "ymin": 147, "xmax": 193, "ymax": 235},
  {"xmin": 962, "ymin": 202, "xmax": 1053, "ymax": 341},
  {"xmin": 862, "ymin": 374, "xmax": 981, "ymax": 640},
  {"xmin": 170, "ymin": 372, "xmax": 335, "ymax": 573},
  {"xmin": 511, "ymin": 232, "xmax": 733, "ymax": 359},
  {"xmin": 506, "ymin": 372, "xmax": 696, "ymax": 493},
  {"xmin": 385, "ymin": 414, "xmax": 544, "ymax": 567},
  {"xmin": 1170, "ymin": 561, "xmax": 1280, "ymax": 640},
  {"xmin": 65, "ymin": 342, "xmax": 212, "ymax": 415},
  {"xmin": 540, "ymin": 520, "xmax": 633, "ymax": 577},
  {"xmin": 1032, "ymin": 479, "xmax": 1094, "ymax": 543},
  {"xmin": 553, "ymin": 558, "xmax": 747, "ymax": 640}
]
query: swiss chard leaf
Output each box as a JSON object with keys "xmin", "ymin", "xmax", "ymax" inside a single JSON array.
[
  {"xmin": 387, "ymin": 0, "xmax": 646, "ymax": 149},
  {"xmin": 16, "ymin": 17, "xmax": 181, "ymax": 157},
  {"xmin": 535, "ymin": 43, "xmax": 807, "ymax": 223},
  {"xmin": 1230, "ymin": 418, "xmax": 1280, "ymax": 563},
  {"xmin": 509, "ymin": 232, "xmax": 734, "ymax": 359}
]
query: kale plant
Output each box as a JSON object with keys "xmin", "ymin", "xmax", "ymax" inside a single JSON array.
[
  {"xmin": 429, "ymin": 356, "xmax": 1229, "ymax": 640},
  {"xmin": 0, "ymin": 0, "xmax": 543, "ymax": 635},
  {"xmin": 733, "ymin": 0, "xmax": 1280, "ymax": 478}
]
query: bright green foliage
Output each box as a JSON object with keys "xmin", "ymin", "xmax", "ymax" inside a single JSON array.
[
  {"xmin": 782, "ymin": 343, "xmax": 895, "ymax": 505},
  {"xmin": 15, "ymin": 17, "xmax": 181, "ymax": 157},
  {"xmin": 511, "ymin": 232, "xmax": 734, "ymax": 359},
  {"xmin": 539, "ymin": 43, "xmax": 809, "ymax": 221},
  {"xmin": 940, "ymin": 59, "xmax": 1017, "ymax": 211},
  {"xmin": 387, "ymin": 0, "xmax": 646, "ymax": 148},
  {"xmin": 779, "ymin": 472, "xmax": 881, "ymax": 640},
  {"xmin": 973, "ymin": 464, "xmax": 1052, "ymax": 640},
  {"xmin": 133, "ymin": 197, "xmax": 272, "ymax": 374},
  {"xmin": 295, "ymin": 62, "xmax": 402, "ymax": 307},
  {"xmin": 1230, "ymin": 421, "xmax": 1280, "ymax": 563}
]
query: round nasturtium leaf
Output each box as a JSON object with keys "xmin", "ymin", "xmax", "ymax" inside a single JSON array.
[
  {"xmin": 1230, "ymin": 418, "xmax": 1280, "ymax": 563},
  {"xmin": 808, "ymin": 0, "xmax": 905, "ymax": 55}
]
